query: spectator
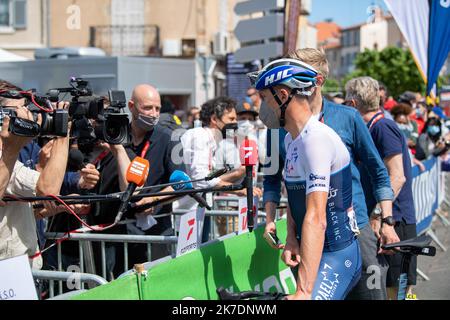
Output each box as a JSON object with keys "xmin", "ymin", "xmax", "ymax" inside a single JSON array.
[
  {"xmin": 435, "ymin": 132, "xmax": 450, "ymax": 218},
  {"xmin": 390, "ymin": 103, "xmax": 419, "ymax": 153},
  {"xmin": 410, "ymin": 101, "xmax": 428, "ymax": 135},
  {"xmin": 330, "ymin": 92, "xmax": 345, "ymax": 105},
  {"xmin": 264, "ymin": 48, "xmax": 398, "ymax": 300},
  {"xmin": 378, "ymin": 81, "xmax": 394, "ymax": 120},
  {"xmin": 186, "ymin": 106, "xmax": 201, "ymax": 128},
  {"xmin": 246, "ymin": 87, "xmax": 262, "ymax": 113},
  {"xmin": 345, "ymin": 76, "xmax": 417, "ymax": 300},
  {"xmin": 180, "ymin": 97, "xmax": 260, "ymax": 240},
  {"xmin": 159, "ymin": 97, "xmax": 182, "ymax": 132},
  {"xmin": 416, "ymin": 116, "xmax": 444, "ymax": 161}
]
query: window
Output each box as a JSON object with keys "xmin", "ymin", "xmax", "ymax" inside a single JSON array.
[
  {"xmin": 0, "ymin": 0, "xmax": 11, "ymax": 27},
  {"xmin": 0, "ymin": 0, "xmax": 27, "ymax": 29}
]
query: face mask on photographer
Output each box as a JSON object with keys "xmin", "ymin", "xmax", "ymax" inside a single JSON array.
[{"xmin": 136, "ymin": 114, "xmax": 159, "ymax": 131}]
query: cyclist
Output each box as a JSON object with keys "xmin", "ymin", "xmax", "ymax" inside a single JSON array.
[{"xmin": 248, "ymin": 59, "xmax": 361, "ymax": 300}]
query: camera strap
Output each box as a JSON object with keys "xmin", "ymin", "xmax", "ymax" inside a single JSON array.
[{"xmin": 9, "ymin": 117, "xmax": 41, "ymax": 137}]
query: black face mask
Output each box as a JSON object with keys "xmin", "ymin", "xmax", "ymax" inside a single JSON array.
[{"xmin": 221, "ymin": 122, "xmax": 238, "ymax": 138}]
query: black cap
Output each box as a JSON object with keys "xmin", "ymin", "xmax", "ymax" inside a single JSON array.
[{"xmin": 235, "ymin": 99, "xmax": 258, "ymax": 116}]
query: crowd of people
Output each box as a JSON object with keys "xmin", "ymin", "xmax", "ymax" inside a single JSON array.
[{"xmin": 1, "ymin": 48, "xmax": 449, "ymax": 300}]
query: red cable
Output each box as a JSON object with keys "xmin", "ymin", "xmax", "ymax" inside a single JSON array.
[{"xmin": 29, "ymin": 195, "xmax": 118, "ymax": 260}]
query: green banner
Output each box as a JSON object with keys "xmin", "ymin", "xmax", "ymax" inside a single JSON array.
[{"xmin": 73, "ymin": 220, "xmax": 295, "ymax": 300}]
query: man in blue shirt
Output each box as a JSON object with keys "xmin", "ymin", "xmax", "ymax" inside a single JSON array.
[
  {"xmin": 263, "ymin": 48, "xmax": 399, "ymax": 300},
  {"xmin": 345, "ymin": 76, "xmax": 417, "ymax": 300}
]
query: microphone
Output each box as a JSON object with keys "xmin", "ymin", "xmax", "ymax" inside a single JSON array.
[
  {"xmin": 205, "ymin": 165, "xmax": 232, "ymax": 181},
  {"xmin": 170, "ymin": 170, "xmax": 212, "ymax": 210},
  {"xmin": 114, "ymin": 156, "xmax": 149, "ymax": 223},
  {"xmin": 68, "ymin": 148, "xmax": 85, "ymax": 171},
  {"xmin": 239, "ymin": 139, "xmax": 258, "ymax": 232}
]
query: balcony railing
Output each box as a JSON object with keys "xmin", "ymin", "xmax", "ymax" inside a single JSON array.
[{"xmin": 90, "ymin": 25, "xmax": 161, "ymax": 57}]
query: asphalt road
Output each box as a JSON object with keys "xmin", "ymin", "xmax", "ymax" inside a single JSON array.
[{"xmin": 415, "ymin": 216, "xmax": 450, "ymax": 300}]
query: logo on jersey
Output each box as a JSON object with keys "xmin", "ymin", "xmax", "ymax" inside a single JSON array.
[
  {"xmin": 314, "ymin": 263, "xmax": 340, "ymax": 300},
  {"xmin": 328, "ymin": 187, "xmax": 338, "ymax": 199},
  {"xmin": 292, "ymin": 147, "xmax": 299, "ymax": 163},
  {"xmin": 285, "ymin": 159, "xmax": 295, "ymax": 175},
  {"xmin": 309, "ymin": 173, "xmax": 326, "ymax": 181}
]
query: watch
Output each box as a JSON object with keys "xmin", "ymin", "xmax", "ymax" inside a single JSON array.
[
  {"xmin": 381, "ymin": 216, "xmax": 395, "ymax": 226},
  {"xmin": 371, "ymin": 207, "xmax": 382, "ymax": 219}
]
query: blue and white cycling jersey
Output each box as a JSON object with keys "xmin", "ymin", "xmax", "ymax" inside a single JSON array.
[
  {"xmin": 283, "ymin": 116, "xmax": 359, "ymax": 251},
  {"xmin": 284, "ymin": 116, "xmax": 361, "ymax": 300}
]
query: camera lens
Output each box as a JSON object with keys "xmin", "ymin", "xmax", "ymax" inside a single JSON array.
[{"xmin": 103, "ymin": 115, "xmax": 128, "ymax": 144}]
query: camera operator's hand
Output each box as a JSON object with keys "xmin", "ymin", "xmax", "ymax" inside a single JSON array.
[
  {"xmin": 1, "ymin": 106, "xmax": 41, "ymax": 149},
  {"xmin": 78, "ymin": 163, "xmax": 100, "ymax": 190},
  {"xmin": 35, "ymin": 139, "xmax": 54, "ymax": 172},
  {"xmin": 52, "ymin": 101, "xmax": 72, "ymax": 136}
]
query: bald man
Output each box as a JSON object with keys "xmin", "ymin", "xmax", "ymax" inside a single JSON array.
[
  {"xmin": 124, "ymin": 84, "xmax": 186, "ymax": 262},
  {"xmin": 94, "ymin": 84, "xmax": 185, "ymax": 275}
]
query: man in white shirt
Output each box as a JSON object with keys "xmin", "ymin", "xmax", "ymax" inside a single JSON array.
[{"xmin": 0, "ymin": 102, "xmax": 70, "ymax": 269}]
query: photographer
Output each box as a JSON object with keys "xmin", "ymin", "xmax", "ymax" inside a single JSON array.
[{"xmin": 0, "ymin": 100, "xmax": 70, "ymax": 268}]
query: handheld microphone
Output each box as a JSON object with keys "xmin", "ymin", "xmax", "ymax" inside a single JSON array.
[
  {"xmin": 114, "ymin": 156, "xmax": 149, "ymax": 223},
  {"xmin": 239, "ymin": 139, "xmax": 258, "ymax": 232},
  {"xmin": 68, "ymin": 148, "xmax": 85, "ymax": 171},
  {"xmin": 170, "ymin": 170, "xmax": 212, "ymax": 210}
]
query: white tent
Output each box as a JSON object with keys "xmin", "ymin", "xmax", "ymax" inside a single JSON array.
[{"xmin": 0, "ymin": 49, "xmax": 29, "ymax": 62}]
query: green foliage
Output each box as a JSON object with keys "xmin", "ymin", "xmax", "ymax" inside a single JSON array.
[
  {"xmin": 343, "ymin": 47, "xmax": 426, "ymax": 98},
  {"xmin": 322, "ymin": 78, "xmax": 342, "ymax": 94}
]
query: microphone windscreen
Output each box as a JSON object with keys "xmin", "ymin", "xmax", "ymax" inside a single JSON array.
[
  {"xmin": 169, "ymin": 170, "xmax": 193, "ymax": 190},
  {"xmin": 68, "ymin": 148, "xmax": 85, "ymax": 171},
  {"xmin": 240, "ymin": 139, "xmax": 258, "ymax": 166},
  {"xmin": 126, "ymin": 156, "xmax": 149, "ymax": 187}
]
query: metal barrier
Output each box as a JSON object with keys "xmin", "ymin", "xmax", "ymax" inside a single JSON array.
[
  {"xmin": 42, "ymin": 232, "xmax": 177, "ymax": 296},
  {"xmin": 32, "ymin": 269, "xmax": 107, "ymax": 299},
  {"xmin": 39, "ymin": 195, "xmax": 288, "ymax": 298}
]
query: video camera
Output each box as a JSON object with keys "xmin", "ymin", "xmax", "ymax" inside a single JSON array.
[
  {"xmin": 0, "ymin": 90, "xmax": 69, "ymax": 137},
  {"xmin": 48, "ymin": 77, "xmax": 130, "ymax": 145},
  {"xmin": 0, "ymin": 78, "xmax": 129, "ymax": 145}
]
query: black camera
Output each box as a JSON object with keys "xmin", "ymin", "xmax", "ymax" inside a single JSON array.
[
  {"xmin": 94, "ymin": 90, "xmax": 130, "ymax": 145},
  {"xmin": 0, "ymin": 90, "xmax": 69, "ymax": 137},
  {"xmin": 48, "ymin": 78, "xmax": 129, "ymax": 145}
]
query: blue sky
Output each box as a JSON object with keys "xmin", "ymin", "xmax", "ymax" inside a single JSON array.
[{"xmin": 310, "ymin": 0, "xmax": 389, "ymax": 27}]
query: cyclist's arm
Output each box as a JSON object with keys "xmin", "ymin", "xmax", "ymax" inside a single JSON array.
[
  {"xmin": 291, "ymin": 131, "xmax": 331, "ymax": 299},
  {"xmin": 286, "ymin": 206, "xmax": 297, "ymax": 242},
  {"xmin": 295, "ymin": 191, "xmax": 327, "ymax": 299}
]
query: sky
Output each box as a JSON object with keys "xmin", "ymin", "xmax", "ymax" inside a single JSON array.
[{"xmin": 310, "ymin": 0, "xmax": 389, "ymax": 27}]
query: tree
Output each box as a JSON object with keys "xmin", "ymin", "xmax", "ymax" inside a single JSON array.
[
  {"xmin": 322, "ymin": 78, "xmax": 342, "ymax": 94},
  {"xmin": 343, "ymin": 47, "xmax": 426, "ymax": 98}
]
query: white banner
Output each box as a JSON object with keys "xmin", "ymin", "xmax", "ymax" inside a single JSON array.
[
  {"xmin": 238, "ymin": 196, "xmax": 259, "ymax": 234},
  {"xmin": 176, "ymin": 209, "xmax": 198, "ymax": 257},
  {"xmin": 384, "ymin": 0, "xmax": 429, "ymax": 80},
  {"xmin": 0, "ymin": 255, "xmax": 38, "ymax": 300}
]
